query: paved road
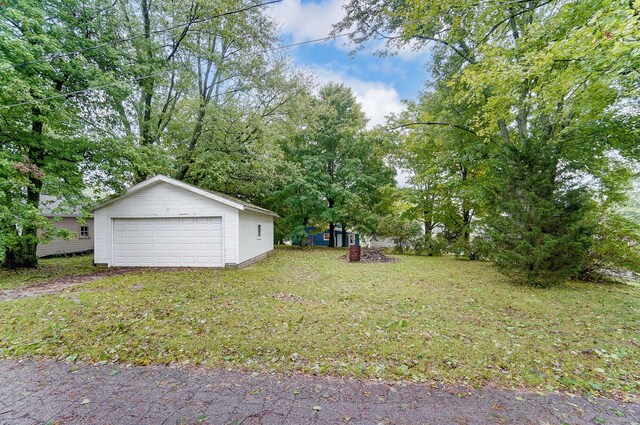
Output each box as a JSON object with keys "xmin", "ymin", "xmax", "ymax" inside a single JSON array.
[{"xmin": 0, "ymin": 359, "xmax": 637, "ymax": 424}]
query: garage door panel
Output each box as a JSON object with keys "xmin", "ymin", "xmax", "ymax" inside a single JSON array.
[{"xmin": 112, "ymin": 217, "xmax": 223, "ymax": 267}]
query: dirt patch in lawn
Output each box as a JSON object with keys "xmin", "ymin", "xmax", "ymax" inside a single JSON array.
[
  {"xmin": 0, "ymin": 267, "xmax": 138, "ymax": 301},
  {"xmin": 342, "ymin": 248, "xmax": 398, "ymax": 263}
]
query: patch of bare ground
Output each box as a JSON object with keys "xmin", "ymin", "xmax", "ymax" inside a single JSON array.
[{"xmin": 0, "ymin": 268, "xmax": 138, "ymax": 301}]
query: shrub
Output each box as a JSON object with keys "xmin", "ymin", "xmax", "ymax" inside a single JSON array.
[
  {"xmin": 578, "ymin": 212, "xmax": 640, "ymax": 281},
  {"xmin": 413, "ymin": 235, "xmax": 447, "ymax": 256},
  {"xmin": 376, "ymin": 215, "xmax": 422, "ymax": 254},
  {"xmin": 451, "ymin": 235, "xmax": 492, "ymax": 261}
]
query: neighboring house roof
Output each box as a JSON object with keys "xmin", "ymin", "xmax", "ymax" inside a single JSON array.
[
  {"xmin": 40, "ymin": 195, "xmax": 92, "ymax": 218},
  {"xmin": 92, "ymin": 174, "xmax": 279, "ymax": 218}
]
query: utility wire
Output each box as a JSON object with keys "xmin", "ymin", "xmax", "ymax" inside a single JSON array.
[
  {"xmin": 0, "ymin": 0, "xmax": 282, "ymax": 72},
  {"xmin": 0, "ymin": 30, "xmax": 356, "ymax": 109},
  {"xmin": 263, "ymin": 32, "xmax": 356, "ymax": 52}
]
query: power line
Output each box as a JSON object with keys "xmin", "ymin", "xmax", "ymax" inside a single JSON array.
[
  {"xmin": 0, "ymin": 31, "xmax": 356, "ymax": 110},
  {"xmin": 0, "ymin": 0, "xmax": 282, "ymax": 72},
  {"xmin": 263, "ymin": 32, "xmax": 356, "ymax": 52}
]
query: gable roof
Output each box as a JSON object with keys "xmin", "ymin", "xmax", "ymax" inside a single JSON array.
[
  {"xmin": 92, "ymin": 175, "xmax": 279, "ymax": 217},
  {"xmin": 40, "ymin": 195, "xmax": 94, "ymax": 218}
]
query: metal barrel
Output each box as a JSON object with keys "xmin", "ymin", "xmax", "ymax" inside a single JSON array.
[{"xmin": 349, "ymin": 245, "xmax": 361, "ymax": 262}]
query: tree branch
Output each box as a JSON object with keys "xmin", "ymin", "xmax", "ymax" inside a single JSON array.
[{"xmin": 389, "ymin": 121, "xmax": 478, "ymax": 136}]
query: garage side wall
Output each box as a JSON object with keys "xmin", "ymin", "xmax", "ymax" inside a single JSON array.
[
  {"xmin": 238, "ymin": 210, "xmax": 274, "ymax": 264},
  {"xmin": 94, "ymin": 182, "xmax": 239, "ymax": 265}
]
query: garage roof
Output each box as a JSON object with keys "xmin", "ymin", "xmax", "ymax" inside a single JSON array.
[{"xmin": 92, "ymin": 175, "xmax": 279, "ymax": 217}]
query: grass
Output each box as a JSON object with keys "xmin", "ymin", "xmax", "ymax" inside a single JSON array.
[
  {"xmin": 0, "ymin": 248, "xmax": 638, "ymax": 398},
  {"xmin": 0, "ymin": 254, "xmax": 97, "ymax": 290}
]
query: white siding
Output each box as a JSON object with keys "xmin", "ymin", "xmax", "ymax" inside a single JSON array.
[
  {"xmin": 37, "ymin": 217, "xmax": 94, "ymax": 257},
  {"xmin": 365, "ymin": 236, "xmax": 395, "ymax": 249},
  {"xmin": 238, "ymin": 210, "xmax": 274, "ymax": 264},
  {"xmin": 94, "ymin": 182, "xmax": 239, "ymax": 265}
]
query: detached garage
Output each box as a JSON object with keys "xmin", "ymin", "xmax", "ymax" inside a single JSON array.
[{"xmin": 93, "ymin": 175, "xmax": 277, "ymax": 268}]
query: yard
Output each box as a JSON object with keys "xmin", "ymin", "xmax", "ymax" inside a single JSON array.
[
  {"xmin": 0, "ymin": 255, "xmax": 98, "ymax": 290},
  {"xmin": 0, "ymin": 248, "xmax": 638, "ymax": 399}
]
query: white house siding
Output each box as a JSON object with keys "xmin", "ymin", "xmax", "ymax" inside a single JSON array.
[
  {"xmin": 94, "ymin": 182, "xmax": 239, "ymax": 265},
  {"xmin": 364, "ymin": 236, "xmax": 395, "ymax": 249},
  {"xmin": 238, "ymin": 210, "xmax": 274, "ymax": 264},
  {"xmin": 37, "ymin": 217, "xmax": 94, "ymax": 257}
]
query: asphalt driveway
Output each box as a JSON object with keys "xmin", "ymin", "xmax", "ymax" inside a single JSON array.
[{"xmin": 0, "ymin": 359, "xmax": 637, "ymax": 424}]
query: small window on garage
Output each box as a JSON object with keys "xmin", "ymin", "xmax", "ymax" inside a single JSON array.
[
  {"xmin": 349, "ymin": 233, "xmax": 355, "ymax": 245},
  {"xmin": 323, "ymin": 233, "xmax": 330, "ymax": 241},
  {"xmin": 79, "ymin": 225, "xmax": 89, "ymax": 238},
  {"xmin": 257, "ymin": 224, "xmax": 262, "ymax": 239}
]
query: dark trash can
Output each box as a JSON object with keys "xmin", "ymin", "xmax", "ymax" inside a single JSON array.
[{"xmin": 349, "ymin": 245, "xmax": 361, "ymax": 262}]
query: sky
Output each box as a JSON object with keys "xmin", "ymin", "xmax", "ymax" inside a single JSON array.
[{"xmin": 269, "ymin": 0, "xmax": 432, "ymax": 128}]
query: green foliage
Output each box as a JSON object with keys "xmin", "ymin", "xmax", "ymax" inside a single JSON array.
[
  {"xmin": 390, "ymin": 53, "xmax": 487, "ymax": 261},
  {"xmin": 0, "ymin": 0, "xmax": 308, "ymax": 266},
  {"xmin": 0, "ymin": 0, "xmax": 129, "ymax": 267},
  {"xmin": 412, "ymin": 234, "xmax": 448, "ymax": 257},
  {"xmin": 486, "ymin": 143, "xmax": 596, "ymax": 286},
  {"xmin": 579, "ymin": 212, "xmax": 640, "ymax": 281},
  {"xmin": 375, "ymin": 214, "xmax": 422, "ymax": 253},
  {"xmin": 451, "ymin": 234, "xmax": 492, "ymax": 261},
  {"xmin": 618, "ymin": 185, "xmax": 640, "ymax": 225},
  {"xmin": 340, "ymin": 0, "xmax": 640, "ymax": 284},
  {"xmin": 274, "ymin": 84, "xmax": 395, "ymax": 244}
]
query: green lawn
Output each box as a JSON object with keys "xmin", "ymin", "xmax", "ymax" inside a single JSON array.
[
  {"xmin": 0, "ymin": 248, "xmax": 638, "ymax": 398},
  {"xmin": 0, "ymin": 255, "xmax": 97, "ymax": 290}
]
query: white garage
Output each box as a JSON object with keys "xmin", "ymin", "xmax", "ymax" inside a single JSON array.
[{"xmin": 93, "ymin": 175, "xmax": 277, "ymax": 268}]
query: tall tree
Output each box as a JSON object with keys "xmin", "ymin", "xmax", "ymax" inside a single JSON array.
[
  {"xmin": 285, "ymin": 83, "xmax": 393, "ymax": 247},
  {"xmin": 393, "ymin": 85, "xmax": 487, "ymax": 258},
  {"xmin": 0, "ymin": 0, "xmax": 128, "ymax": 268}
]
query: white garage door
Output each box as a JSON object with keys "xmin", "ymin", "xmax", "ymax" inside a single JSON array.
[{"xmin": 112, "ymin": 217, "xmax": 223, "ymax": 267}]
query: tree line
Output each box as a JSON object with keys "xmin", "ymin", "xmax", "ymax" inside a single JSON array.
[{"xmin": 338, "ymin": 0, "xmax": 640, "ymax": 286}]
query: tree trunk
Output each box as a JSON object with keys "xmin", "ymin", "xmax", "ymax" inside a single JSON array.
[
  {"xmin": 341, "ymin": 223, "xmax": 349, "ymax": 247},
  {"xmin": 328, "ymin": 222, "xmax": 335, "ymax": 248},
  {"xmin": 134, "ymin": 0, "xmax": 156, "ymax": 183},
  {"xmin": 327, "ymin": 197, "xmax": 336, "ymax": 247},
  {"xmin": 2, "ymin": 109, "xmax": 44, "ymax": 269},
  {"xmin": 177, "ymin": 101, "xmax": 207, "ymax": 180}
]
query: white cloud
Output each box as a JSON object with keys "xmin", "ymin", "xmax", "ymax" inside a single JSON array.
[
  {"xmin": 270, "ymin": 0, "xmax": 431, "ymax": 59},
  {"xmin": 310, "ymin": 66, "xmax": 405, "ymax": 128},
  {"xmin": 268, "ymin": 0, "xmax": 410, "ymax": 127},
  {"xmin": 270, "ymin": 0, "xmax": 345, "ymax": 43}
]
